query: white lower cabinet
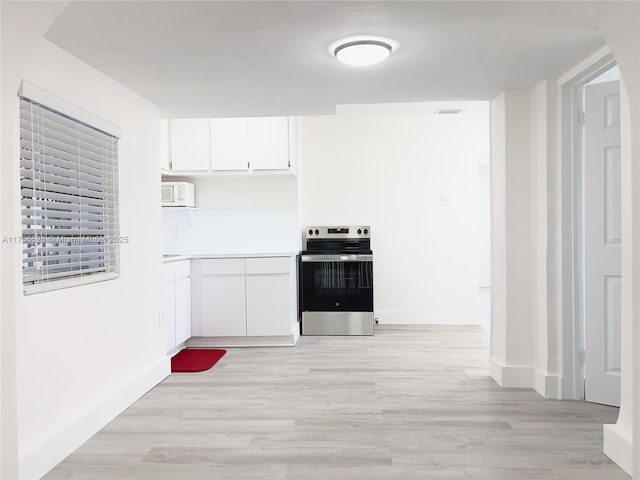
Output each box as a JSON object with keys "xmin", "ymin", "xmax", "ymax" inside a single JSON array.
[
  {"xmin": 163, "ymin": 280, "xmax": 177, "ymax": 353},
  {"xmin": 246, "ymin": 275, "xmax": 291, "ymax": 336},
  {"xmin": 246, "ymin": 257, "xmax": 292, "ymax": 336},
  {"xmin": 175, "ymin": 274, "xmax": 192, "ymax": 345},
  {"xmin": 201, "ymin": 275, "xmax": 247, "ymax": 336},
  {"xmin": 193, "ymin": 256, "xmax": 294, "ymax": 338},
  {"xmin": 163, "ymin": 260, "xmax": 191, "ymax": 354}
]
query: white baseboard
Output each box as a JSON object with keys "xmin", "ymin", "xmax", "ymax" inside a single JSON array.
[
  {"xmin": 488, "ymin": 356, "xmax": 504, "ymax": 384},
  {"xmin": 187, "ymin": 335, "xmax": 296, "ymax": 348},
  {"xmin": 488, "ymin": 357, "xmax": 533, "ymax": 388},
  {"xmin": 19, "ymin": 356, "xmax": 170, "ymax": 480},
  {"xmin": 603, "ymin": 423, "xmax": 633, "ymax": 476},
  {"xmin": 488, "ymin": 358, "xmax": 563, "ymax": 399},
  {"xmin": 534, "ymin": 369, "xmax": 563, "ymax": 399},
  {"xmin": 166, "ymin": 340, "xmax": 188, "ymax": 357},
  {"xmin": 376, "ymin": 311, "xmax": 480, "ymax": 325}
]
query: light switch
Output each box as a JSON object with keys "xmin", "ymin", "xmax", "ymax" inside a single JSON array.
[{"xmin": 440, "ymin": 193, "xmax": 449, "ymax": 206}]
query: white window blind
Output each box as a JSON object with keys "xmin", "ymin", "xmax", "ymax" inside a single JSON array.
[{"xmin": 19, "ymin": 96, "xmax": 120, "ymax": 290}]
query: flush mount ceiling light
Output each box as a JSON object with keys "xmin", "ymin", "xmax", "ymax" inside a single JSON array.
[{"xmin": 332, "ymin": 37, "xmax": 395, "ymax": 67}]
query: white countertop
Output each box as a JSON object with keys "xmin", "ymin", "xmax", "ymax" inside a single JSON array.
[
  {"xmin": 162, "ymin": 255, "xmax": 191, "ymax": 263},
  {"xmin": 163, "ymin": 252, "xmax": 297, "ymax": 263}
]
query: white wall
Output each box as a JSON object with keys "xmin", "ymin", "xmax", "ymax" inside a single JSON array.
[
  {"xmin": 489, "ymin": 90, "xmax": 535, "ymax": 387},
  {"xmin": 582, "ymin": 3, "xmax": 640, "ymax": 476},
  {"xmin": 490, "ymin": 93, "xmax": 508, "ymax": 367},
  {"xmin": 491, "ymin": 74, "xmax": 610, "ymax": 400},
  {"xmin": 1, "ymin": 3, "xmax": 70, "ymax": 478},
  {"xmin": 489, "ymin": 81, "xmax": 562, "ymax": 399},
  {"xmin": 190, "ymin": 175, "xmax": 297, "ymax": 210},
  {"xmin": 162, "ymin": 176, "xmax": 300, "ymax": 254},
  {"xmin": 7, "ymin": 39, "xmax": 168, "ymax": 479},
  {"xmin": 529, "ymin": 79, "xmax": 562, "ymax": 398},
  {"xmin": 162, "ymin": 208, "xmax": 300, "ymax": 254},
  {"xmin": 490, "ymin": 3, "xmax": 639, "ymax": 472},
  {"xmin": 300, "ymin": 112, "xmax": 489, "ymax": 324},
  {"xmin": 477, "ymin": 163, "xmax": 491, "ymax": 287}
]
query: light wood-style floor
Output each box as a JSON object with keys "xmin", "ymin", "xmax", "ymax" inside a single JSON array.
[{"xmin": 45, "ymin": 325, "xmax": 629, "ymax": 479}]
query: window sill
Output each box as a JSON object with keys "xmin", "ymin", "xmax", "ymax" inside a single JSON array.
[{"xmin": 23, "ymin": 272, "xmax": 119, "ymax": 296}]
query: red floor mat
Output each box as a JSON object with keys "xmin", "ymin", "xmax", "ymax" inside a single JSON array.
[{"xmin": 171, "ymin": 349, "xmax": 226, "ymax": 373}]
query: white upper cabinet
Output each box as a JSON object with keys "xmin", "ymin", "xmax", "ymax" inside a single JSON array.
[
  {"xmin": 164, "ymin": 116, "xmax": 294, "ymax": 175},
  {"xmin": 210, "ymin": 118, "xmax": 249, "ymax": 171},
  {"xmin": 169, "ymin": 118, "xmax": 211, "ymax": 171},
  {"xmin": 247, "ymin": 117, "xmax": 290, "ymax": 170}
]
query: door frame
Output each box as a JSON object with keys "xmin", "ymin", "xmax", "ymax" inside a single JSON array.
[{"xmin": 559, "ymin": 47, "xmax": 617, "ymax": 400}]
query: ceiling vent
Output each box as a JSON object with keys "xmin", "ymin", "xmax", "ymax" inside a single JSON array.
[{"xmin": 434, "ymin": 108, "xmax": 462, "ymax": 115}]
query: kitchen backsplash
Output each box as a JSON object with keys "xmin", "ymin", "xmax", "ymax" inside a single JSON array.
[{"xmin": 162, "ymin": 208, "xmax": 300, "ymax": 254}]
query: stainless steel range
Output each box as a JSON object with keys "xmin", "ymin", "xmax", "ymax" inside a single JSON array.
[{"xmin": 298, "ymin": 226, "xmax": 374, "ymax": 335}]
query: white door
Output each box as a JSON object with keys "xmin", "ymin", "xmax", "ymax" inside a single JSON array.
[{"xmin": 584, "ymin": 79, "xmax": 621, "ymax": 407}]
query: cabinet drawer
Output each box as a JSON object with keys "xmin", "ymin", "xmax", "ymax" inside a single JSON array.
[
  {"xmin": 174, "ymin": 260, "xmax": 191, "ymax": 279},
  {"xmin": 246, "ymin": 256, "xmax": 290, "ymax": 275},
  {"xmin": 201, "ymin": 258, "xmax": 245, "ymax": 275}
]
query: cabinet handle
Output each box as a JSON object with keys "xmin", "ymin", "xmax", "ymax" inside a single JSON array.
[{"xmin": 247, "ymin": 161, "xmax": 250, "ymax": 169}]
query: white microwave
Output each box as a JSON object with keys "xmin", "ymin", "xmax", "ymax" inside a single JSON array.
[{"xmin": 161, "ymin": 182, "xmax": 195, "ymax": 207}]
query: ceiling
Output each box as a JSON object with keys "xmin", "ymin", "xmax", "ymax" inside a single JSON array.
[{"xmin": 44, "ymin": 1, "xmax": 605, "ymax": 117}]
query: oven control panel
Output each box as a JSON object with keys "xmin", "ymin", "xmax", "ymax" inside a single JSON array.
[{"xmin": 305, "ymin": 226, "xmax": 370, "ymax": 239}]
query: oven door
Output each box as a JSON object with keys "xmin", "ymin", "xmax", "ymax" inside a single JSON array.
[{"xmin": 299, "ymin": 254, "xmax": 373, "ymax": 312}]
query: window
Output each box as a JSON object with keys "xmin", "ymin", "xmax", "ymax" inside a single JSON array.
[{"xmin": 19, "ymin": 86, "xmax": 121, "ymax": 293}]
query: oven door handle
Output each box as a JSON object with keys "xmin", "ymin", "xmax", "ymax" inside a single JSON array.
[{"xmin": 300, "ymin": 254, "xmax": 373, "ymax": 262}]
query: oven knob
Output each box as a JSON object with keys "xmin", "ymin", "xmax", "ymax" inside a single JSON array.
[
  {"xmin": 357, "ymin": 229, "xmax": 362, "ymax": 234},
  {"xmin": 308, "ymin": 229, "xmax": 313, "ymax": 235},
  {"xmin": 315, "ymin": 229, "xmax": 319, "ymax": 235},
  {"xmin": 363, "ymin": 228, "xmax": 369, "ymax": 235},
  {"xmin": 336, "ymin": 302, "xmax": 340, "ymax": 307}
]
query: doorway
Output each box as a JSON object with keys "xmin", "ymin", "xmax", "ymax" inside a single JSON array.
[
  {"xmin": 583, "ymin": 65, "xmax": 622, "ymax": 406},
  {"xmin": 561, "ymin": 56, "xmax": 622, "ymax": 407}
]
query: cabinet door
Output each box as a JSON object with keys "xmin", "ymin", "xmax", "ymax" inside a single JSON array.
[
  {"xmin": 163, "ymin": 281, "xmax": 176, "ymax": 353},
  {"xmin": 201, "ymin": 275, "xmax": 246, "ymax": 336},
  {"xmin": 174, "ymin": 276, "xmax": 192, "ymax": 345},
  {"xmin": 211, "ymin": 118, "xmax": 249, "ymax": 171},
  {"xmin": 246, "ymin": 274, "xmax": 291, "ymax": 336},
  {"xmin": 247, "ymin": 117, "xmax": 289, "ymax": 170},
  {"xmin": 170, "ymin": 118, "xmax": 211, "ymax": 171}
]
